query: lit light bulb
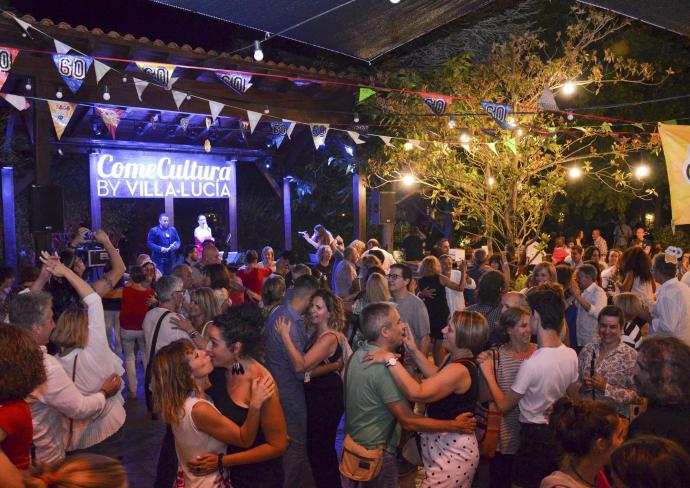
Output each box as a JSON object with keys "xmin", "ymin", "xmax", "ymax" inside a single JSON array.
[
  {"xmin": 459, "ymin": 132, "xmax": 471, "ymax": 144},
  {"xmin": 568, "ymin": 167, "xmax": 582, "ymax": 179},
  {"xmin": 506, "ymin": 117, "xmax": 516, "ymax": 128},
  {"xmin": 567, "ymin": 112, "xmax": 574, "ymax": 121},
  {"xmin": 263, "ymin": 105, "xmax": 270, "ymax": 114},
  {"xmin": 353, "ymin": 112, "xmax": 360, "ymax": 123},
  {"xmin": 186, "ymin": 93, "xmax": 192, "ymax": 101},
  {"xmin": 25, "ymin": 79, "xmax": 32, "ymax": 91},
  {"xmin": 253, "ymin": 40, "xmax": 264, "ymax": 61},
  {"xmin": 55, "ymin": 88, "xmax": 63, "ymax": 99},
  {"xmin": 487, "ymin": 177, "xmax": 496, "ymax": 186},
  {"xmin": 516, "ymin": 128, "xmax": 524, "ymax": 137},
  {"xmin": 448, "ymin": 116, "xmax": 456, "ymax": 129},
  {"xmin": 402, "ymin": 174, "xmax": 415, "ymax": 186},
  {"xmin": 562, "ymin": 82, "xmax": 576, "ymax": 95},
  {"xmin": 634, "ymin": 164, "xmax": 650, "ymax": 179},
  {"xmin": 390, "ymin": 0, "xmax": 400, "ymax": 3},
  {"xmin": 403, "ymin": 141, "xmax": 414, "ymax": 151},
  {"xmin": 122, "ymin": 76, "xmax": 128, "ymax": 83},
  {"xmin": 102, "ymin": 86, "xmax": 111, "ymax": 101}
]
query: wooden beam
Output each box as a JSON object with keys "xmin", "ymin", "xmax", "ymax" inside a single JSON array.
[
  {"xmin": 2, "ymin": 167, "xmax": 17, "ymax": 269},
  {"xmin": 51, "ymin": 137, "xmax": 270, "ymax": 157},
  {"xmin": 253, "ymin": 160, "xmax": 282, "ymax": 199},
  {"xmin": 283, "ymin": 177, "xmax": 292, "ymax": 251},
  {"xmin": 352, "ymin": 168, "xmax": 366, "ymax": 242}
]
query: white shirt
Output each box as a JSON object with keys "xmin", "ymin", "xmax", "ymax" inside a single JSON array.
[
  {"xmin": 631, "ymin": 276, "xmax": 655, "ymax": 311},
  {"xmin": 681, "ymin": 270, "xmax": 690, "ymax": 287},
  {"xmin": 28, "ymin": 348, "xmax": 107, "ymax": 465},
  {"xmin": 445, "ymin": 269, "xmax": 475, "ymax": 312},
  {"xmin": 601, "ymin": 266, "xmax": 619, "ymax": 291},
  {"xmin": 143, "ymin": 307, "xmax": 188, "ymax": 370},
  {"xmin": 56, "ymin": 294, "xmax": 125, "ymax": 451},
  {"xmin": 563, "ymin": 255, "xmax": 583, "ymax": 269},
  {"xmin": 511, "ymin": 345, "xmax": 578, "ymax": 424},
  {"xmin": 363, "ymin": 247, "xmax": 396, "ymax": 273},
  {"xmin": 334, "ymin": 259, "xmax": 357, "ymax": 297},
  {"xmin": 651, "ymin": 278, "xmax": 690, "ymax": 345},
  {"xmin": 575, "ymin": 282, "xmax": 608, "ymax": 347},
  {"xmin": 525, "ymin": 242, "xmax": 544, "ymax": 265}
]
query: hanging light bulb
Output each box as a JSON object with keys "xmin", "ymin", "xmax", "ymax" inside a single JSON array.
[
  {"xmin": 402, "ymin": 174, "xmax": 415, "ymax": 186},
  {"xmin": 487, "ymin": 176, "xmax": 496, "ymax": 186},
  {"xmin": 568, "ymin": 166, "xmax": 582, "ymax": 179},
  {"xmin": 102, "ymin": 86, "xmax": 111, "ymax": 101},
  {"xmin": 448, "ymin": 115, "xmax": 456, "ymax": 129},
  {"xmin": 459, "ymin": 132, "xmax": 471, "ymax": 144},
  {"xmin": 567, "ymin": 112, "xmax": 574, "ymax": 121},
  {"xmin": 516, "ymin": 127, "xmax": 524, "ymax": 137},
  {"xmin": 353, "ymin": 112, "xmax": 360, "ymax": 123},
  {"xmin": 506, "ymin": 116, "xmax": 516, "ymax": 128},
  {"xmin": 186, "ymin": 93, "xmax": 192, "ymax": 101},
  {"xmin": 403, "ymin": 141, "xmax": 414, "ymax": 151},
  {"xmin": 263, "ymin": 105, "xmax": 270, "ymax": 114},
  {"xmin": 24, "ymin": 78, "xmax": 32, "ymax": 91},
  {"xmin": 253, "ymin": 40, "xmax": 264, "ymax": 61},
  {"xmin": 122, "ymin": 75, "xmax": 128, "ymax": 83},
  {"xmin": 390, "ymin": 0, "xmax": 401, "ymax": 3},
  {"xmin": 561, "ymin": 82, "xmax": 576, "ymax": 95},
  {"xmin": 55, "ymin": 88, "xmax": 63, "ymax": 99},
  {"xmin": 634, "ymin": 164, "xmax": 651, "ymax": 179}
]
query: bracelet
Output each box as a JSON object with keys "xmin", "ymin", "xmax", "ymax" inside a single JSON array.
[
  {"xmin": 217, "ymin": 452, "xmax": 224, "ymax": 472},
  {"xmin": 188, "ymin": 330, "xmax": 200, "ymax": 339}
]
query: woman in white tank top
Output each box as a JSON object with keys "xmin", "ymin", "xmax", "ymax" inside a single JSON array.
[{"xmin": 150, "ymin": 340, "xmax": 274, "ymax": 488}]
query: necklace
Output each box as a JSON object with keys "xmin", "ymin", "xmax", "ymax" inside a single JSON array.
[{"xmin": 569, "ymin": 460, "xmax": 595, "ymax": 487}]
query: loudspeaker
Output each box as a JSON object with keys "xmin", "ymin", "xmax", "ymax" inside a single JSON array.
[
  {"xmin": 371, "ymin": 191, "xmax": 395, "ymax": 224},
  {"xmin": 30, "ymin": 185, "xmax": 64, "ymax": 232}
]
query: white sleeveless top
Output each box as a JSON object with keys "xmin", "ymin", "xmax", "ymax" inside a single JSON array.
[
  {"xmin": 172, "ymin": 397, "xmax": 227, "ymax": 488},
  {"xmin": 631, "ymin": 276, "xmax": 655, "ymax": 310}
]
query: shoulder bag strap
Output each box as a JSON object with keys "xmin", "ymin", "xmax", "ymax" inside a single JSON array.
[
  {"xmin": 148, "ymin": 310, "xmax": 171, "ymax": 369},
  {"xmin": 67, "ymin": 353, "xmax": 79, "ymax": 450}
]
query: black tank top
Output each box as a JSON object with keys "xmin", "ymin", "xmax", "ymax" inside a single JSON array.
[
  {"xmin": 426, "ymin": 358, "xmax": 478, "ymax": 420},
  {"xmin": 304, "ymin": 331, "xmax": 343, "ymax": 391}
]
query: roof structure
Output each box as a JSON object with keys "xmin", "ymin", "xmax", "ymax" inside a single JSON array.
[{"xmin": 578, "ymin": 0, "xmax": 690, "ymax": 37}]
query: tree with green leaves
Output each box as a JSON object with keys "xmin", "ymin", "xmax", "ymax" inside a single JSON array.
[{"xmin": 362, "ymin": 5, "xmax": 668, "ymax": 252}]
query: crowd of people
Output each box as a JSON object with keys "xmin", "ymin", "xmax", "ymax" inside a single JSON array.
[{"xmin": 1, "ymin": 217, "xmax": 690, "ymax": 488}]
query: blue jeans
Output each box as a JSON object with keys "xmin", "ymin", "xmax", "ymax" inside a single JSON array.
[
  {"xmin": 341, "ymin": 451, "xmax": 398, "ymax": 488},
  {"xmin": 281, "ymin": 396, "xmax": 308, "ymax": 488}
]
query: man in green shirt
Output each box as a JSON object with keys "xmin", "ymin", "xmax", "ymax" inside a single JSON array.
[{"xmin": 343, "ymin": 302, "xmax": 476, "ymax": 487}]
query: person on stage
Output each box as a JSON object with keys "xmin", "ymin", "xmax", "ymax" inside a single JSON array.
[
  {"xmin": 147, "ymin": 213, "xmax": 181, "ymax": 276},
  {"xmin": 194, "ymin": 214, "xmax": 215, "ymax": 256}
]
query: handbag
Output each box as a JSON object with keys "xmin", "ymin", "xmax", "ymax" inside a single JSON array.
[
  {"xmin": 475, "ymin": 348, "xmax": 501, "ymax": 458},
  {"xmin": 339, "ymin": 353, "xmax": 397, "ymax": 481}
]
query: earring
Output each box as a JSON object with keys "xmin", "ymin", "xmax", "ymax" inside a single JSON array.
[{"xmin": 231, "ymin": 361, "xmax": 245, "ymax": 375}]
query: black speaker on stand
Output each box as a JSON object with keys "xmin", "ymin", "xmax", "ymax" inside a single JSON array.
[
  {"xmin": 30, "ymin": 185, "xmax": 64, "ymax": 233},
  {"xmin": 371, "ymin": 191, "xmax": 396, "ymax": 224}
]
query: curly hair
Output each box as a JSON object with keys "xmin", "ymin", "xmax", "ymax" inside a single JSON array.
[
  {"xmin": 150, "ymin": 339, "xmax": 198, "ymax": 425},
  {"xmin": 310, "ymin": 288, "xmax": 345, "ymax": 332},
  {"xmin": 549, "ymin": 397, "xmax": 620, "ymax": 458},
  {"xmin": 635, "ymin": 336, "xmax": 690, "ymax": 405},
  {"xmin": 25, "ymin": 453, "xmax": 127, "ymax": 488},
  {"xmin": 213, "ymin": 303, "xmax": 265, "ymax": 359},
  {"xmin": 0, "ymin": 325, "xmax": 46, "ymax": 401},
  {"xmin": 620, "ymin": 247, "xmax": 653, "ymax": 283}
]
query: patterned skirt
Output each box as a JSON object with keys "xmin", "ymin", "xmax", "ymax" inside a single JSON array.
[{"xmin": 420, "ymin": 431, "xmax": 479, "ymax": 488}]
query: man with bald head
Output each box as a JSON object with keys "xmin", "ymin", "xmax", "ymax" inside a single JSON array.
[
  {"xmin": 191, "ymin": 244, "xmax": 221, "ymax": 288},
  {"xmin": 501, "ymin": 291, "xmax": 528, "ymax": 313}
]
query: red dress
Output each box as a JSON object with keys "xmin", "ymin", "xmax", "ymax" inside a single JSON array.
[
  {"xmin": 237, "ymin": 267, "xmax": 272, "ymax": 296},
  {"xmin": 0, "ymin": 400, "xmax": 33, "ymax": 469},
  {"xmin": 120, "ymin": 286, "xmax": 155, "ymax": 330}
]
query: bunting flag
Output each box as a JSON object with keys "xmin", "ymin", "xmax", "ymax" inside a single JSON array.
[
  {"xmin": 420, "ymin": 92, "xmax": 453, "ymax": 115},
  {"xmin": 0, "ymin": 93, "xmax": 30, "ymax": 111},
  {"xmin": 216, "ymin": 70, "xmax": 253, "ymax": 95},
  {"xmin": 133, "ymin": 78, "xmax": 149, "ymax": 101},
  {"xmin": 95, "ymin": 106, "xmax": 124, "ymax": 140},
  {"xmin": 379, "ymin": 135, "xmax": 395, "ymax": 147},
  {"xmin": 179, "ymin": 116, "xmax": 189, "ymax": 132},
  {"xmin": 171, "ymin": 90, "xmax": 187, "ymax": 110},
  {"xmin": 504, "ymin": 137, "xmax": 517, "ymax": 155},
  {"xmin": 135, "ymin": 61, "xmax": 176, "ymax": 87},
  {"xmin": 52, "ymin": 54, "xmax": 93, "ymax": 93},
  {"xmin": 358, "ymin": 87, "xmax": 376, "ymax": 103},
  {"xmin": 486, "ymin": 142, "xmax": 498, "ymax": 155},
  {"xmin": 12, "ymin": 16, "xmax": 33, "ymax": 37},
  {"xmin": 271, "ymin": 122, "xmax": 290, "ymax": 148},
  {"xmin": 658, "ymin": 123, "xmax": 690, "ymax": 225},
  {"xmin": 0, "ymin": 47, "xmax": 20, "ymax": 91},
  {"xmin": 93, "ymin": 60, "xmax": 111, "ymax": 84},
  {"xmin": 310, "ymin": 124, "xmax": 329, "ymax": 149},
  {"xmin": 351, "ymin": 124, "xmax": 370, "ymax": 133},
  {"xmin": 282, "ymin": 119, "xmax": 296, "ymax": 138},
  {"xmin": 247, "ymin": 110, "xmax": 262, "ymax": 134},
  {"xmin": 480, "ymin": 101, "xmax": 512, "ymax": 129},
  {"xmin": 347, "ymin": 130, "xmax": 366, "ymax": 144},
  {"xmin": 209, "ymin": 100, "xmax": 224, "ymax": 122},
  {"xmin": 54, "ymin": 39, "xmax": 71, "ymax": 54},
  {"xmin": 205, "ymin": 117, "xmax": 212, "ymax": 130},
  {"xmin": 47, "ymin": 100, "xmax": 76, "ymax": 140},
  {"xmin": 538, "ymin": 88, "xmax": 559, "ymax": 112}
]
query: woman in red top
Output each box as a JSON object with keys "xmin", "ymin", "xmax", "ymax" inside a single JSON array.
[
  {"xmin": 0, "ymin": 326, "xmax": 46, "ymax": 469},
  {"xmin": 119, "ymin": 265, "xmax": 155, "ymax": 397},
  {"xmin": 238, "ymin": 250, "xmax": 271, "ymax": 300}
]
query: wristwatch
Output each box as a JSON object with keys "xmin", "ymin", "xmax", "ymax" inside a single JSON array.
[{"xmin": 384, "ymin": 357, "xmax": 398, "ymax": 368}]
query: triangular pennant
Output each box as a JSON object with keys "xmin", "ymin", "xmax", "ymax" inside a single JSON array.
[
  {"xmin": 0, "ymin": 47, "xmax": 20, "ymax": 91},
  {"xmin": 504, "ymin": 137, "xmax": 517, "ymax": 155},
  {"xmin": 347, "ymin": 130, "xmax": 366, "ymax": 145},
  {"xmin": 93, "ymin": 60, "xmax": 111, "ymax": 84},
  {"xmin": 135, "ymin": 61, "xmax": 176, "ymax": 87},
  {"xmin": 172, "ymin": 90, "xmax": 187, "ymax": 110},
  {"xmin": 133, "ymin": 78, "xmax": 148, "ymax": 101},
  {"xmin": 13, "ymin": 16, "xmax": 33, "ymax": 36},
  {"xmin": 271, "ymin": 122, "xmax": 290, "ymax": 149},
  {"xmin": 179, "ymin": 116, "xmax": 189, "ymax": 132},
  {"xmin": 54, "ymin": 39, "xmax": 72, "ymax": 54},
  {"xmin": 247, "ymin": 110, "xmax": 262, "ymax": 134},
  {"xmin": 632, "ymin": 123, "xmax": 645, "ymax": 131},
  {"xmin": 282, "ymin": 119, "xmax": 296, "ymax": 138},
  {"xmin": 379, "ymin": 135, "xmax": 394, "ymax": 147},
  {"xmin": 52, "ymin": 54, "xmax": 93, "ymax": 94},
  {"xmin": 0, "ymin": 94, "xmax": 30, "ymax": 111},
  {"xmin": 47, "ymin": 100, "xmax": 77, "ymax": 140},
  {"xmin": 95, "ymin": 106, "xmax": 124, "ymax": 139},
  {"xmin": 209, "ymin": 100, "xmax": 224, "ymax": 122},
  {"xmin": 166, "ymin": 77, "xmax": 179, "ymax": 90},
  {"xmin": 538, "ymin": 88, "xmax": 559, "ymax": 112},
  {"xmin": 358, "ymin": 88, "xmax": 376, "ymax": 103},
  {"xmin": 480, "ymin": 101, "xmax": 512, "ymax": 129},
  {"xmin": 419, "ymin": 92, "xmax": 453, "ymax": 115},
  {"xmin": 310, "ymin": 124, "xmax": 329, "ymax": 149},
  {"xmin": 216, "ymin": 70, "xmax": 253, "ymax": 95},
  {"xmin": 486, "ymin": 142, "xmax": 498, "ymax": 155}
]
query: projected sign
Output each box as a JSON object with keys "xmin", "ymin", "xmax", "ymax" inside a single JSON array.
[{"xmin": 90, "ymin": 150, "xmax": 234, "ymax": 199}]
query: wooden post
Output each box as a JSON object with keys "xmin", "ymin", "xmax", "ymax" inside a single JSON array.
[
  {"xmin": 227, "ymin": 159, "xmax": 238, "ymax": 251},
  {"xmin": 2, "ymin": 167, "xmax": 17, "ymax": 268},
  {"xmin": 352, "ymin": 168, "xmax": 366, "ymax": 242},
  {"xmin": 33, "ymin": 80, "xmax": 54, "ymax": 253},
  {"xmin": 88, "ymin": 151, "xmax": 102, "ymax": 230},
  {"xmin": 283, "ymin": 177, "xmax": 292, "ymax": 251}
]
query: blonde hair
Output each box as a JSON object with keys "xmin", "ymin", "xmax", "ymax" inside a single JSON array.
[
  {"xmin": 25, "ymin": 454, "xmax": 127, "ymax": 488},
  {"xmin": 449, "ymin": 310, "xmax": 489, "ymax": 355},
  {"xmin": 190, "ymin": 287, "xmax": 221, "ymax": 325},
  {"xmin": 150, "ymin": 340, "xmax": 201, "ymax": 425},
  {"xmin": 418, "ymin": 256, "xmax": 441, "ymax": 277},
  {"xmin": 531, "ymin": 262, "xmax": 557, "ymax": 285},
  {"xmin": 360, "ymin": 254, "xmax": 382, "ymax": 271},
  {"xmin": 52, "ymin": 309, "xmax": 88, "ymax": 350},
  {"xmin": 612, "ymin": 292, "xmax": 644, "ymax": 323},
  {"xmin": 366, "ymin": 273, "xmax": 391, "ymax": 303}
]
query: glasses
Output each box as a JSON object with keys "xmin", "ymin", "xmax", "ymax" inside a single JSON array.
[{"xmin": 387, "ymin": 274, "xmax": 402, "ymax": 280}]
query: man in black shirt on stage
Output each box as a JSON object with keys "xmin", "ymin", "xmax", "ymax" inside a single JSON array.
[{"xmin": 147, "ymin": 213, "xmax": 181, "ymax": 275}]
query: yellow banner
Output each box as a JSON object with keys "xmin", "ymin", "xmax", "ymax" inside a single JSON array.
[{"xmin": 659, "ymin": 123, "xmax": 690, "ymax": 226}]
